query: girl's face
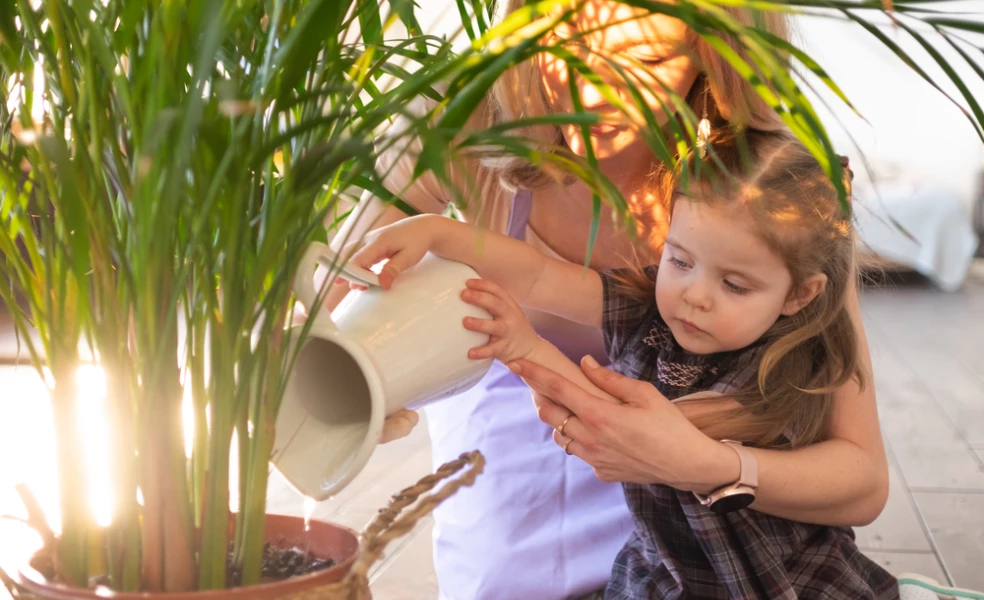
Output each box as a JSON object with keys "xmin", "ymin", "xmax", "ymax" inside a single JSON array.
[
  {"xmin": 655, "ymin": 200, "xmax": 825, "ymax": 355},
  {"xmin": 537, "ymin": 1, "xmax": 700, "ymax": 161}
]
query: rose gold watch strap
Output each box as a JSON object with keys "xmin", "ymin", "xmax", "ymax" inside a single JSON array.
[{"xmin": 722, "ymin": 440, "xmax": 758, "ymax": 489}]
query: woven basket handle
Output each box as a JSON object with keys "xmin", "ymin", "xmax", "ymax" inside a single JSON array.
[
  {"xmin": 302, "ymin": 450, "xmax": 485, "ymax": 599},
  {"xmin": 351, "ymin": 450, "xmax": 485, "ymax": 580}
]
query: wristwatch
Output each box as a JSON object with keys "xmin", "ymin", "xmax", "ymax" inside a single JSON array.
[{"xmin": 693, "ymin": 440, "xmax": 758, "ymax": 514}]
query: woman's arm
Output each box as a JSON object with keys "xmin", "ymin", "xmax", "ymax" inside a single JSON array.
[{"xmin": 515, "ymin": 284, "xmax": 890, "ymax": 527}]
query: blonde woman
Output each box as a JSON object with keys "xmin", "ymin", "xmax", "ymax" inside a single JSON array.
[{"xmin": 323, "ymin": 2, "xmax": 889, "ymax": 599}]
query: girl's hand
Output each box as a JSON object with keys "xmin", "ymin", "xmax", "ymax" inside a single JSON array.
[
  {"xmin": 461, "ymin": 279, "xmax": 540, "ymax": 363},
  {"xmin": 341, "ymin": 214, "xmax": 446, "ymax": 290}
]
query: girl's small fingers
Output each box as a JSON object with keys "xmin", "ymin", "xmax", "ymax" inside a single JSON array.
[
  {"xmin": 461, "ymin": 289, "xmax": 505, "ymax": 316},
  {"xmin": 466, "ymin": 278, "xmax": 503, "ymax": 294},
  {"xmin": 463, "ymin": 316, "xmax": 507, "ymax": 337},
  {"xmin": 468, "ymin": 340, "xmax": 506, "ymax": 360},
  {"xmin": 466, "ymin": 279, "xmax": 523, "ymax": 312}
]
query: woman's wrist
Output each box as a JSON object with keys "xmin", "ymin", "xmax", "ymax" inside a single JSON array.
[{"xmin": 678, "ymin": 437, "xmax": 742, "ymax": 495}]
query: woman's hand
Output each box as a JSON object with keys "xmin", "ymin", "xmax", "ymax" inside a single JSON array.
[
  {"xmin": 379, "ymin": 409, "xmax": 420, "ymax": 444},
  {"xmin": 342, "ymin": 214, "xmax": 447, "ymax": 290},
  {"xmin": 461, "ymin": 279, "xmax": 540, "ymax": 363},
  {"xmin": 509, "ymin": 356, "xmax": 739, "ymax": 494}
]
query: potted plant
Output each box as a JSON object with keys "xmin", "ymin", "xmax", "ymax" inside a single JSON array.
[
  {"xmin": 1, "ymin": 0, "xmax": 981, "ymax": 596},
  {"xmin": 0, "ymin": 0, "xmax": 501, "ymax": 594}
]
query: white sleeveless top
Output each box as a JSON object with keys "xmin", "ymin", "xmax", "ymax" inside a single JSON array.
[{"xmin": 366, "ymin": 95, "xmax": 634, "ymax": 600}]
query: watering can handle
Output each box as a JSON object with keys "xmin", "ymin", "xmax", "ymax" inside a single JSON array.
[{"xmin": 294, "ymin": 242, "xmax": 381, "ymax": 314}]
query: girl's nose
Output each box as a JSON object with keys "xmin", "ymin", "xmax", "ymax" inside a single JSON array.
[{"xmin": 682, "ymin": 279, "xmax": 712, "ymax": 311}]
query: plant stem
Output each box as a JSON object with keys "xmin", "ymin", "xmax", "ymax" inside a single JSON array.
[
  {"xmin": 138, "ymin": 305, "xmax": 197, "ymax": 592},
  {"xmin": 50, "ymin": 354, "xmax": 89, "ymax": 587},
  {"xmin": 191, "ymin": 316, "xmax": 209, "ymax": 530},
  {"xmin": 237, "ymin": 401, "xmax": 275, "ymax": 586},
  {"xmin": 198, "ymin": 419, "xmax": 233, "ymax": 590},
  {"xmin": 103, "ymin": 359, "xmax": 141, "ymax": 591},
  {"xmin": 197, "ymin": 346, "xmax": 235, "ymax": 591}
]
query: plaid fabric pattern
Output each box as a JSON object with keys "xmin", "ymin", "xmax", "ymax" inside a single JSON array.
[{"xmin": 599, "ymin": 268, "xmax": 898, "ymax": 600}]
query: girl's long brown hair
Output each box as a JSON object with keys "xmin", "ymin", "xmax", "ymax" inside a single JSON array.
[{"xmin": 622, "ymin": 128, "xmax": 863, "ymax": 449}]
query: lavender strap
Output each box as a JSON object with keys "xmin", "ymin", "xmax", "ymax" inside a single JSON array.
[{"xmin": 506, "ymin": 188, "xmax": 533, "ymax": 240}]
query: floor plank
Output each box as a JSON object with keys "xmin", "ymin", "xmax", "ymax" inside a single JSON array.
[
  {"xmin": 855, "ymin": 458, "xmax": 934, "ymax": 552},
  {"xmin": 862, "ymin": 551, "xmax": 949, "ymax": 584},
  {"xmin": 911, "ymin": 491, "xmax": 984, "ymax": 590}
]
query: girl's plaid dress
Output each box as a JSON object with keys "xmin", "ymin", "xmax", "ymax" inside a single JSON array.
[{"xmin": 599, "ymin": 267, "xmax": 898, "ymax": 600}]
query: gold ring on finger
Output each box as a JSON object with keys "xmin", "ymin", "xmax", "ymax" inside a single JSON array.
[
  {"xmin": 564, "ymin": 437, "xmax": 575, "ymax": 456},
  {"xmin": 557, "ymin": 415, "xmax": 572, "ymax": 438}
]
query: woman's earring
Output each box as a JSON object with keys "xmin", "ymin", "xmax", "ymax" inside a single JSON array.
[{"xmin": 696, "ymin": 82, "xmax": 711, "ymax": 159}]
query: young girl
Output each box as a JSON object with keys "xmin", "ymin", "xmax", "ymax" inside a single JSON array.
[{"xmin": 346, "ymin": 129, "xmax": 898, "ymax": 598}]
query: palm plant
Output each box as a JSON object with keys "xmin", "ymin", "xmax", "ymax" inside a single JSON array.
[{"xmin": 0, "ymin": 0, "xmax": 980, "ymax": 593}]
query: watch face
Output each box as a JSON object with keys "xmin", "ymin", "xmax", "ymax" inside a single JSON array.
[{"xmin": 710, "ymin": 492, "xmax": 755, "ymax": 514}]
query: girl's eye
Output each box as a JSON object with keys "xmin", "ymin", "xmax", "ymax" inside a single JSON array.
[
  {"xmin": 724, "ymin": 280, "xmax": 750, "ymax": 295},
  {"xmin": 669, "ymin": 257, "xmax": 690, "ymax": 269}
]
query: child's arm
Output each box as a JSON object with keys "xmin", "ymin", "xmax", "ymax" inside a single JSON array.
[
  {"xmin": 350, "ymin": 214, "xmax": 603, "ymax": 328},
  {"xmin": 526, "ymin": 342, "xmax": 620, "ymax": 405},
  {"xmin": 463, "ymin": 279, "xmax": 747, "ymax": 424},
  {"xmin": 462, "ymin": 278, "xmax": 616, "ymax": 401}
]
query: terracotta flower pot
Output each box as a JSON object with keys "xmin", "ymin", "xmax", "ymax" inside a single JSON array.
[
  {"xmin": 15, "ymin": 514, "xmax": 365, "ymax": 599},
  {"xmin": 16, "ymin": 451, "xmax": 486, "ymax": 600}
]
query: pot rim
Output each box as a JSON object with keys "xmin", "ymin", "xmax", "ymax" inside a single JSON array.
[{"xmin": 15, "ymin": 514, "xmax": 360, "ymax": 599}]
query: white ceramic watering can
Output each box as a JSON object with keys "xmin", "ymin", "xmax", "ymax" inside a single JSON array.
[{"xmin": 270, "ymin": 241, "xmax": 494, "ymax": 500}]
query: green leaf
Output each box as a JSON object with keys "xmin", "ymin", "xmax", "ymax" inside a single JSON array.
[
  {"xmin": 567, "ymin": 63, "xmax": 602, "ymax": 268},
  {"xmin": 456, "ymin": 0, "xmax": 478, "ymax": 41},
  {"xmin": 357, "ymin": 1, "xmax": 384, "ymax": 48},
  {"xmin": 924, "ymin": 17, "xmax": 984, "ymax": 35},
  {"xmin": 0, "ymin": 0, "xmax": 23, "ymax": 67},
  {"xmin": 891, "ymin": 17, "xmax": 984, "ymax": 143},
  {"xmin": 755, "ymin": 29, "xmax": 864, "ymax": 120},
  {"xmin": 847, "ymin": 10, "xmax": 984, "ymax": 144},
  {"xmin": 273, "ymin": 0, "xmax": 349, "ymax": 104}
]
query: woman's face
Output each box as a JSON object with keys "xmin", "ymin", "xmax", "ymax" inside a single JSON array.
[{"xmin": 536, "ymin": 1, "xmax": 700, "ymax": 161}]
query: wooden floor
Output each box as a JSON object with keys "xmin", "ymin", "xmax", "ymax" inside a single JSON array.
[
  {"xmin": 2, "ymin": 260, "xmax": 982, "ymax": 598},
  {"xmin": 853, "ymin": 261, "xmax": 984, "ymax": 590}
]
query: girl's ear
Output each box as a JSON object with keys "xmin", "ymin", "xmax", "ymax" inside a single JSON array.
[{"xmin": 782, "ymin": 273, "xmax": 828, "ymax": 316}]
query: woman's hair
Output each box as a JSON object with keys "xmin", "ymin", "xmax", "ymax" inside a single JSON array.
[
  {"xmin": 622, "ymin": 128, "xmax": 862, "ymax": 449},
  {"xmin": 484, "ymin": 1, "xmax": 791, "ymax": 190}
]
